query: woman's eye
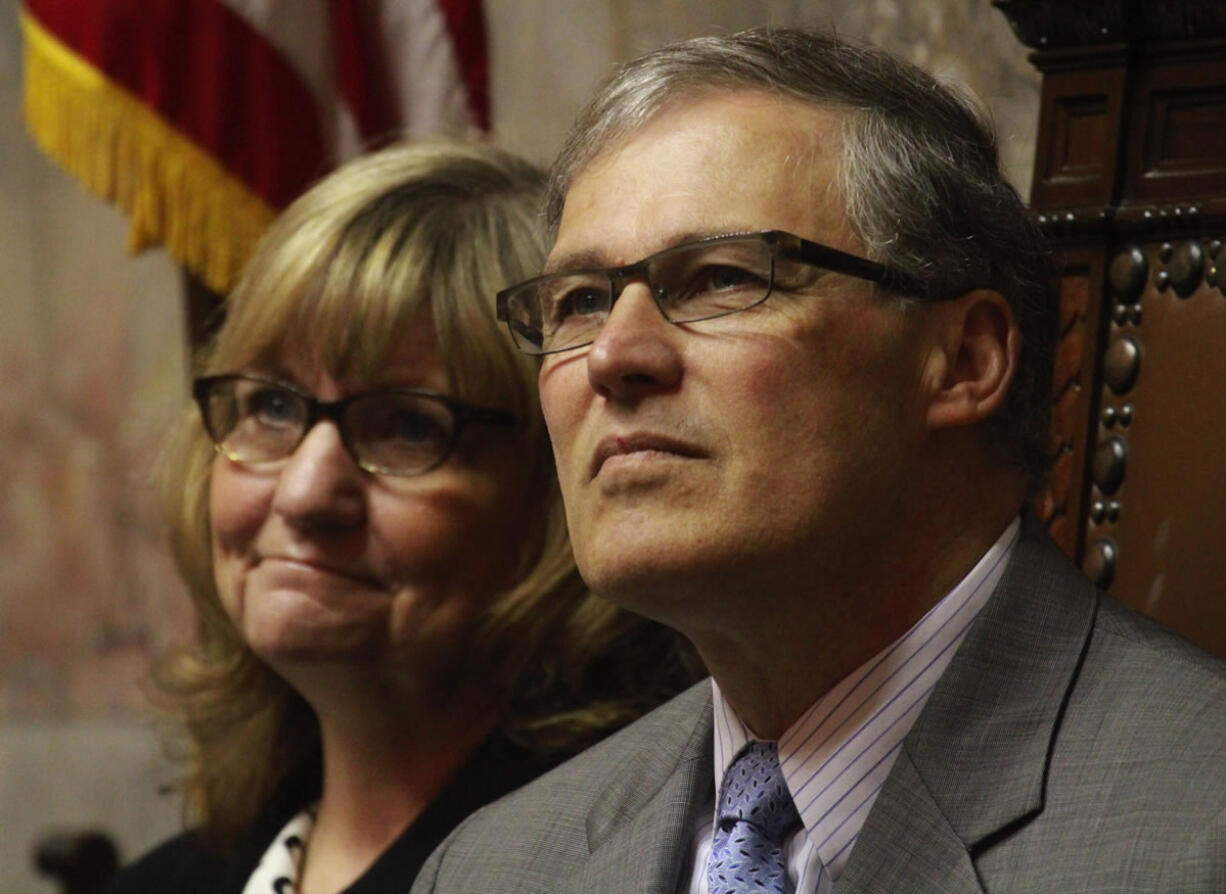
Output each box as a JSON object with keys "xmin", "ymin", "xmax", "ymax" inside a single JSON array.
[
  {"xmin": 245, "ymin": 388, "xmax": 298, "ymax": 425},
  {"xmin": 388, "ymin": 410, "xmax": 444, "ymax": 444}
]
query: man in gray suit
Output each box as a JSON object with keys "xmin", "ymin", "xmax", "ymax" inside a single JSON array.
[{"xmin": 414, "ymin": 27, "xmax": 1226, "ymax": 893}]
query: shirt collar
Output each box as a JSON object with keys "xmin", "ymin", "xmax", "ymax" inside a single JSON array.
[{"xmin": 711, "ymin": 517, "xmax": 1021, "ymax": 866}]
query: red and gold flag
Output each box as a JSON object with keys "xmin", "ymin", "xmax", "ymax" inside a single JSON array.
[{"xmin": 21, "ymin": 0, "xmax": 489, "ymax": 293}]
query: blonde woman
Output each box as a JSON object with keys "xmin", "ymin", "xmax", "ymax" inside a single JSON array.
[{"xmin": 106, "ymin": 142, "xmax": 700, "ymax": 894}]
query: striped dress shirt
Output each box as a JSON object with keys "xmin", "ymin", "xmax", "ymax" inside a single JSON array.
[{"xmin": 683, "ymin": 517, "xmax": 1020, "ymax": 894}]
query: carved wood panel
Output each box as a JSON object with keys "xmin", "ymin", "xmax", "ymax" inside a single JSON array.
[
  {"xmin": 998, "ymin": 0, "xmax": 1226, "ymax": 658},
  {"xmin": 1036, "ymin": 248, "xmax": 1107, "ymax": 558},
  {"xmin": 1031, "ymin": 58, "xmax": 1127, "ymax": 210},
  {"xmin": 1085, "ymin": 237, "xmax": 1226, "ymax": 656},
  {"xmin": 1126, "ymin": 45, "xmax": 1226, "ymax": 207}
]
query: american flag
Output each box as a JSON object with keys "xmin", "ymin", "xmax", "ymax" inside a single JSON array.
[{"xmin": 21, "ymin": 0, "xmax": 489, "ymax": 293}]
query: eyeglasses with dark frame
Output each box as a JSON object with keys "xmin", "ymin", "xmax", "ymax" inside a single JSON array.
[
  {"xmin": 193, "ymin": 374, "xmax": 516, "ymax": 477},
  {"xmin": 495, "ymin": 229, "xmax": 931, "ymax": 356}
]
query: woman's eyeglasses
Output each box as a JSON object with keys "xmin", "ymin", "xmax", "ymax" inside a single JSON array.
[{"xmin": 193, "ymin": 374, "xmax": 515, "ymax": 477}]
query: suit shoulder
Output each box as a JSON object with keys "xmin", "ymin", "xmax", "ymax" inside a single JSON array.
[
  {"xmin": 1093, "ymin": 592, "xmax": 1226, "ymax": 689},
  {"xmin": 414, "ymin": 681, "xmax": 711, "ymax": 893},
  {"xmin": 1069, "ymin": 592, "xmax": 1226, "ymax": 765},
  {"xmin": 472, "ymin": 679, "xmax": 708, "ymax": 825}
]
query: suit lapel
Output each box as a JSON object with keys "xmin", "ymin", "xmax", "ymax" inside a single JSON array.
[
  {"xmin": 840, "ymin": 516, "xmax": 1098, "ymax": 892},
  {"xmin": 838, "ymin": 750, "xmax": 985, "ymax": 893},
  {"xmin": 577, "ymin": 682, "xmax": 715, "ymax": 893}
]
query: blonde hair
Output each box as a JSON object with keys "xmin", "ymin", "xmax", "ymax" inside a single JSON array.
[{"xmin": 154, "ymin": 142, "xmax": 701, "ymax": 850}]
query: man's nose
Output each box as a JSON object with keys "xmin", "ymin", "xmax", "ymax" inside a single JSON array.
[
  {"xmin": 271, "ymin": 421, "xmax": 366, "ymax": 531},
  {"xmin": 586, "ymin": 281, "xmax": 683, "ymax": 401}
]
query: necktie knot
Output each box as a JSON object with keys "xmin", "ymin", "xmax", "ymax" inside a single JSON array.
[{"xmin": 708, "ymin": 742, "xmax": 801, "ymax": 894}]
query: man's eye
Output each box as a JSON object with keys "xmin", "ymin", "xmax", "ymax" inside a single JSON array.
[
  {"xmin": 698, "ymin": 264, "xmax": 765, "ymax": 292},
  {"xmin": 659, "ymin": 263, "xmax": 767, "ymax": 311},
  {"xmin": 558, "ymin": 286, "xmax": 608, "ymax": 318}
]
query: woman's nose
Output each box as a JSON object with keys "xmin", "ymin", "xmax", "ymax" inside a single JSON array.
[
  {"xmin": 271, "ymin": 422, "xmax": 366, "ymax": 531},
  {"xmin": 585, "ymin": 282, "xmax": 684, "ymax": 402}
]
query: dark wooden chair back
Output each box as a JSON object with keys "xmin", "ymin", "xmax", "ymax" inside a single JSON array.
[{"xmin": 997, "ymin": 0, "xmax": 1226, "ymax": 658}]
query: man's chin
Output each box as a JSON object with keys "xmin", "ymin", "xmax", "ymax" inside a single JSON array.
[{"xmin": 578, "ymin": 551, "xmax": 723, "ymax": 625}]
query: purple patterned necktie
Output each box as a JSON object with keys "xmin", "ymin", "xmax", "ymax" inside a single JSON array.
[{"xmin": 708, "ymin": 741, "xmax": 802, "ymax": 894}]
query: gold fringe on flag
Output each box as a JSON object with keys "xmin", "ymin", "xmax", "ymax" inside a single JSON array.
[{"xmin": 20, "ymin": 10, "xmax": 276, "ymax": 295}]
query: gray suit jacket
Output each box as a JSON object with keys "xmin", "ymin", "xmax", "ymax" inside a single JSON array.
[{"xmin": 414, "ymin": 521, "xmax": 1226, "ymax": 892}]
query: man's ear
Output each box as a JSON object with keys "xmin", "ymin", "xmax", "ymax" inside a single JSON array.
[{"xmin": 926, "ymin": 289, "xmax": 1019, "ymax": 431}]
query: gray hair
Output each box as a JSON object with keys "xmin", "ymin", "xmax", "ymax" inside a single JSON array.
[{"xmin": 546, "ymin": 27, "xmax": 1057, "ymax": 486}]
